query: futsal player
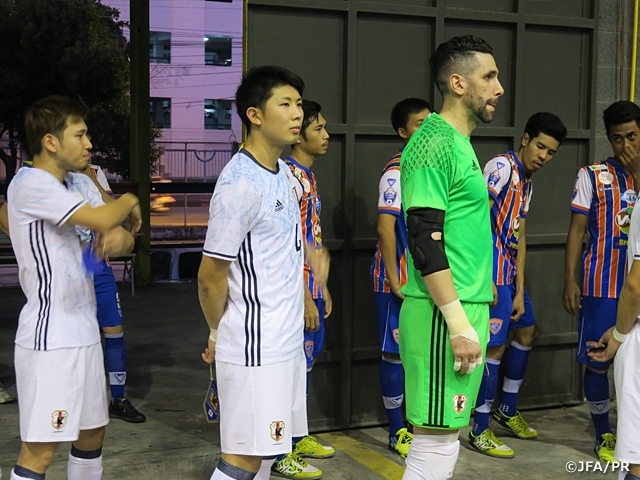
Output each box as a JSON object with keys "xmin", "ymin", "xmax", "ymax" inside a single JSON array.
[
  {"xmin": 399, "ymin": 35, "xmax": 503, "ymax": 480},
  {"xmin": 371, "ymin": 97, "xmax": 431, "ymax": 457},
  {"xmin": 564, "ymin": 100, "xmax": 640, "ymax": 463},
  {"xmin": 7, "ymin": 95, "xmax": 141, "ymax": 480},
  {"xmin": 269, "ymin": 100, "xmax": 334, "ymax": 479},
  {"xmin": 469, "ymin": 112, "xmax": 567, "ymax": 458},
  {"xmin": 198, "ymin": 66, "xmax": 317, "ymax": 480},
  {"xmin": 78, "ymin": 163, "xmax": 146, "ymax": 423}
]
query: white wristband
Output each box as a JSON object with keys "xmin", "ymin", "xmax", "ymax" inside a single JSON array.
[
  {"xmin": 209, "ymin": 328, "xmax": 218, "ymax": 342},
  {"xmin": 613, "ymin": 328, "xmax": 627, "ymax": 343}
]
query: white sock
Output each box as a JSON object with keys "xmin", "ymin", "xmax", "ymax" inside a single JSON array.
[
  {"xmin": 254, "ymin": 458, "xmax": 275, "ymax": 480},
  {"xmin": 68, "ymin": 454, "xmax": 103, "ymax": 480},
  {"xmin": 210, "ymin": 459, "xmax": 257, "ymax": 480},
  {"xmin": 402, "ymin": 434, "xmax": 460, "ymax": 480},
  {"xmin": 210, "ymin": 469, "xmax": 234, "ymax": 480}
]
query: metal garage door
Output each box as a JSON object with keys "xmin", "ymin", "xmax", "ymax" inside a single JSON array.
[{"xmin": 247, "ymin": 0, "xmax": 597, "ymax": 429}]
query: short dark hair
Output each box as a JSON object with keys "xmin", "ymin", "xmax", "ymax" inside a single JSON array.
[
  {"xmin": 235, "ymin": 65, "xmax": 305, "ymax": 132},
  {"xmin": 430, "ymin": 35, "xmax": 494, "ymax": 94},
  {"xmin": 603, "ymin": 101, "xmax": 640, "ymax": 135},
  {"xmin": 299, "ymin": 100, "xmax": 323, "ymax": 141},
  {"xmin": 524, "ymin": 112, "xmax": 567, "ymax": 145},
  {"xmin": 391, "ymin": 98, "xmax": 432, "ymax": 134},
  {"xmin": 25, "ymin": 95, "xmax": 87, "ymax": 156}
]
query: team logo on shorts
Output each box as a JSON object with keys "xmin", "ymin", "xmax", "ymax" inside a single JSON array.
[
  {"xmin": 453, "ymin": 394, "xmax": 468, "ymax": 414},
  {"xmin": 489, "ymin": 318, "xmax": 503, "ymax": 335},
  {"xmin": 270, "ymin": 421, "xmax": 285, "ymax": 442},
  {"xmin": 305, "ymin": 340, "xmax": 314, "ymax": 360},
  {"xmin": 393, "ymin": 328, "xmax": 399, "ymax": 344},
  {"xmin": 52, "ymin": 410, "xmax": 68, "ymax": 430}
]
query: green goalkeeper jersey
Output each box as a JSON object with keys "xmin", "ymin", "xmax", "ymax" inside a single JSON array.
[{"xmin": 400, "ymin": 113, "xmax": 493, "ymax": 303}]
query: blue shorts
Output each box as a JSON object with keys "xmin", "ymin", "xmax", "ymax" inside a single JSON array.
[
  {"xmin": 375, "ymin": 292, "xmax": 402, "ymax": 355},
  {"xmin": 304, "ymin": 298, "xmax": 325, "ymax": 367},
  {"xmin": 488, "ymin": 284, "xmax": 536, "ymax": 347},
  {"xmin": 577, "ymin": 296, "xmax": 618, "ymax": 367},
  {"xmin": 94, "ymin": 265, "xmax": 122, "ymax": 328}
]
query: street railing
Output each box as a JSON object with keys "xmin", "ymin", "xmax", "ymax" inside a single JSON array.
[{"xmin": 156, "ymin": 141, "xmax": 234, "ymax": 182}]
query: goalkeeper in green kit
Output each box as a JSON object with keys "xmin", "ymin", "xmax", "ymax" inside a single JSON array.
[{"xmin": 400, "ymin": 35, "xmax": 504, "ymax": 480}]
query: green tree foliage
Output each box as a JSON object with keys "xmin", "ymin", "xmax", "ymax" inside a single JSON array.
[{"xmin": 0, "ymin": 0, "xmax": 160, "ymax": 183}]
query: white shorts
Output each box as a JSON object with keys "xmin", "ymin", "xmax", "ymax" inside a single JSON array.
[
  {"xmin": 217, "ymin": 351, "xmax": 308, "ymax": 456},
  {"xmin": 614, "ymin": 322, "xmax": 640, "ymax": 463},
  {"xmin": 15, "ymin": 342, "xmax": 109, "ymax": 443}
]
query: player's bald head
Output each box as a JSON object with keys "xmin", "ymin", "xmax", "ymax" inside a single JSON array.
[{"xmin": 430, "ymin": 36, "xmax": 494, "ymax": 95}]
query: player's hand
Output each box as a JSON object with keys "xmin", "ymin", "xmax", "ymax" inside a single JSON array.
[
  {"xmin": 562, "ymin": 280, "xmax": 582, "ymax": 315},
  {"xmin": 490, "ymin": 282, "xmax": 498, "ymax": 308},
  {"xmin": 304, "ymin": 290, "xmax": 320, "ymax": 332},
  {"xmin": 202, "ymin": 337, "xmax": 216, "ymax": 364},
  {"xmin": 619, "ymin": 145, "xmax": 640, "ymax": 183},
  {"xmin": 449, "ymin": 333, "xmax": 482, "ymax": 375},
  {"xmin": 385, "ymin": 278, "xmax": 406, "ymax": 300},
  {"xmin": 511, "ymin": 292, "xmax": 525, "ymax": 321},
  {"xmin": 587, "ymin": 327, "xmax": 620, "ymax": 362},
  {"xmin": 321, "ymin": 283, "xmax": 333, "ymax": 319},
  {"xmin": 101, "ymin": 228, "xmax": 132, "ymax": 257},
  {"xmin": 127, "ymin": 203, "xmax": 142, "ymax": 234}
]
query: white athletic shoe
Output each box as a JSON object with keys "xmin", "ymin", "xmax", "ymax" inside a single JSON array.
[{"xmin": 0, "ymin": 383, "xmax": 15, "ymax": 404}]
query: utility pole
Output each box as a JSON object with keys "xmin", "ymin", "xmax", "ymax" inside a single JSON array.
[{"xmin": 130, "ymin": 0, "xmax": 151, "ymax": 285}]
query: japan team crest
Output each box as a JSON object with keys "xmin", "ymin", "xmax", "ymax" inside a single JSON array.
[
  {"xmin": 489, "ymin": 318, "xmax": 503, "ymax": 335},
  {"xmin": 453, "ymin": 394, "xmax": 468, "ymax": 414},
  {"xmin": 393, "ymin": 328, "xmax": 399, "ymax": 344},
  {"xmin": 52, "ymin": 410, "xmax": 68, "ymax": 430},
  {"xmin": 270, "ymin": 421, "xmax": 285, "ymax": 442}
]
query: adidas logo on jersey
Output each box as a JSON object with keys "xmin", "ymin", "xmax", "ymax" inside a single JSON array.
[{"xmin": 274, "ymin": 199, "xmax": 284, "ymax": 212}]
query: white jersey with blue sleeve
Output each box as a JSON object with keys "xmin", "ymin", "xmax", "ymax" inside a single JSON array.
[
  {"xmin": 7, "ymin": 167, "xmax": 100, "ymax": 351},
  {"xmin": 203, "ymin": 149, "xmax": 304, "ymax": 367}
]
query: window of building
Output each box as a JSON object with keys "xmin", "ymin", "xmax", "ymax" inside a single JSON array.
[
  {"xmin": 204, "ymin": 99, "xmax": 232, "ymax": 130},
  {"xmin": 150, "ymin": 98, "xmax": 171, "ymax": 129},
  {"xmin": 150, "ymin": 32, "xmax": 171, "ymax": 63},
  {"xmin": 204, "ymin": 36, "xmax": 232, "ymax": 66}
]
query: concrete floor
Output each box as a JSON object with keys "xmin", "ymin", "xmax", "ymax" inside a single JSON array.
[{"xmin": 0, "ymin": 282, "xmax": 622, "ymax": 479}]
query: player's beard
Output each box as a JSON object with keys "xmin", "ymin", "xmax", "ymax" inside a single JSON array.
[{"xmin": 464, "ymin": 85, "xmax": 497, "ymax": 124}]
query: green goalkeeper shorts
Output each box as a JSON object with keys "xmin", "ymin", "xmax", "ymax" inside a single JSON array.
[{"xmin": 399, "ymin": 297, "xmax": 489, "ymax": 430}]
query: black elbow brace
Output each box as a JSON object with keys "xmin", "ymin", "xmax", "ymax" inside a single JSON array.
[{"xmin": 406, "ymin": 207, "xmax": 449, "ymax": 277}]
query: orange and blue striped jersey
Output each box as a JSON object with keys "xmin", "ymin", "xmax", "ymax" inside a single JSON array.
[
  {"xmin": 484, "ymin": 151, "xmax": 532, "ymax": 286},
  {"xmin": 371, "ymin": 150, "xmax": 409, "ymax": 293},
  {"xmin": 570, "ymin": 158, "xmax": 636, "ymax": 298},
  {"xmin": 285, "ymin": 156, "xmax": 324, "ymax": 299}
]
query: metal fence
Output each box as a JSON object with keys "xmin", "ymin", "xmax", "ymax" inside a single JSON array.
[{"xmin": 157, "ymin": 141, "xmax": 234, "ymax": 182}]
